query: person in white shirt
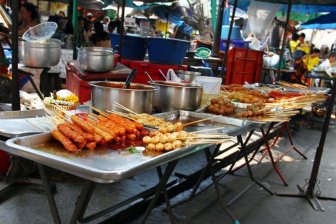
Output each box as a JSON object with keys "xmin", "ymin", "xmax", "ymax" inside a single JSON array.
[{"xmin": 313, "ymin": 52, "xmax": 336, "ymax": 86}]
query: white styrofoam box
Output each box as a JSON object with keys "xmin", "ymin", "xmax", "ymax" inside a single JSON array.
[{"xmin": 195, "ymin": 76, "xmax": 222, "ymax": 95}]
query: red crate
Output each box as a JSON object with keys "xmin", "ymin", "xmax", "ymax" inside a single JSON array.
[
  {"xmin": 225, "ymin": 48, "xmax": 263, "ymax": 85},
  {"xmin": 66, "ymin": 66, "xmax": 92, "ymax": 103},
  {"xmin": 66, "ymin": 61, "xmax": 130, "ymax": 103},
  {"xmin": 121, "ymin": 59, "xmax": 187, "ymax": 84}
]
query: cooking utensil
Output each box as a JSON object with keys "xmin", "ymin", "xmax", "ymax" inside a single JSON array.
[
  {"xmin": 78, "ymin": 47, "xmax": 114, "ymax": 72},
  {"xmin": 124, "ymin": 69, "xmax": 137, "ymax": 89},
  {"xmin": 90, "ymin": 81, "xmax": 157, "ymax": 114},
  {"xmin": 158, "ymin": 69, "xmax": 168, "ymax": 81},
  {"xmin": 150, "ymin": 81, "xmax": 203, "ymax": 112},
  {"xmin": 145, "ymin": 72, "xmax": 154, "ymax": 83},
  {"xmin": 18, "ymin": 38, "xmax": 61, "ymax": 67}
]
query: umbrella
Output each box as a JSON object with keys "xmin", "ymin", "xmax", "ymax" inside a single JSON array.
[{"xmin": 300, "ymin": 12, "xmax": 336, "ymax": 29}]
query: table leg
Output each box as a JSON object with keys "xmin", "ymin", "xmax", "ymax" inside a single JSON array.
[
  {"xmin": 140, "ymin": 160, "xmax": 178, "ymax": 224},
  {"xmin": 37, "ymin": 164, "xmax": 61, "ymax": 224},
  {"xmin": 260, "ymin": 127, "xmax": 288, "ymax": 186},
  {"xmin": 70, "ymin": 180, "xmax": 96, "ymax": 224},
  {"xmin": 237, "ymin": 135, "xmax": 273, "ymax": 195},
  {"xmin": 157, "ymin": 166, "xmax": 177, "ymax": 224}
]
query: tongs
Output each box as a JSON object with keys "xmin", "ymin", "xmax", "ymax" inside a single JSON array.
[{"xmin": 123, "ymin": 69, "xmax": 137, "ymax": 89}]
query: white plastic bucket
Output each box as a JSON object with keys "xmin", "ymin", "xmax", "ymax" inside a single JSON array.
[{"xmin": 195, "ymin": 76, "xmax": 222, "ymax": 94}]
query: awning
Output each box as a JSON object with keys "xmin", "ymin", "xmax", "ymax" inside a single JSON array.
[{"xmin": 300, "ymin": 12, "xmax": 336, "ymax": 29}]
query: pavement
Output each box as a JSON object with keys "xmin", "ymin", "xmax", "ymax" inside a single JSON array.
[{"xmin": 1, "ymin": 114, "xmax": 336, "ymax": 224}]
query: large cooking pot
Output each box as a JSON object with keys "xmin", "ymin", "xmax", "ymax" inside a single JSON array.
[
  {"xmin": 18, "ymin": 39, "xmax": 61, "ymax": 67},
  {"xmin": 91, "ymin": 81, "xmax": 157, "ymax": 114},
  {"xmin": 150, "ymin": 81, "xmax": 203, "ymax": 112},
  {"xmin": 78, "ymin": 47, "xmax": 114, "ymax": 72}
]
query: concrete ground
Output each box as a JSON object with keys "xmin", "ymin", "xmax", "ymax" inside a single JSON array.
[{"xmin": 1, "ymin": 115, "xmax": 336, "ymax": 224}]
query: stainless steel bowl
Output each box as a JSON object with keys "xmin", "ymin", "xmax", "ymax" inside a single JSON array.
[
  {"xmin": 18, "ymin": 39, "xmax": 61, "ymax": 67},
  {"xmin": 91, "ymin": 81, "xmax": 157, "ymax": 114},
  {"xmin": 78, "ymin": 47, "xmax": 114, "ymax": 72},
  {"xmin": 150, "ymin": 81, "xmax": 203, "ymax": 112}
]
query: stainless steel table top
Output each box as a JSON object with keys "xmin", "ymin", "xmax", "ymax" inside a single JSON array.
[{"xmin": 3, "ymin": 110, "xmax": 256, "ymax": 184}]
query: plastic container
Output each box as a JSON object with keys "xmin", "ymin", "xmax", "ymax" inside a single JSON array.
[
  {"xmin": 220, "ymin": 39, "xmax": 250, "ymax": 51},
  {"xmin": 195, "ymin": 76, "xmax": 222, "ymax": 94},
  {"xmin": 110, "ymin": 34, "xmax": 147, "ymax": 60},
  {"xmin": 121, "ymin": 59, "xmax": 187, "ymax": 85},
  {"xmin": 221, "ymin": 25, "xmax": 242, "ymax": 40},
  {"xmin": 147, "ymin": 37, "xmax": 190, "ymax": 65}
]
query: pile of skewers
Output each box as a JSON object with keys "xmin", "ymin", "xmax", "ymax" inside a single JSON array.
[
  {"xmin": 45, "ymin": 107, "xmax": 149, "ymax": 152},
  {"xmin": 142, "ymin": 130, "xmax": 230, "ymax": 152}
]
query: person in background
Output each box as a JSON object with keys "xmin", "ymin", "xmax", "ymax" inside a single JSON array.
[
  {"xmin": 312, "ymin": 52, "xmax": 336, "ymax": 87},
  {"xmin": 89, "ymin": 21, "xmax": 111, "ymax": 48},
  {"xmin": 303, "ymin": 48, "xmax": 321, "ymax": 72},
  {"xmin": 289, "ymin": 33, "xmax": 300, "ymax": 54},
  {"xmin": 289, "ymin": 50, "xmax": 308, "ymax": 85},
  {"xmin": 297, "ymin": 33, "xmax": 310, "ymax": 55},
  {"xmin": 58, "ymin": 10, "xmax": 65, "ymax": 18},
  {"xmin": 48, "ymin": 15, "xmax": 65, "ymax": 42},
  {"xmin": 108, "ymin": 19, "xmax": 121, "ymax": 34},
  {"xmin": 314, "ymin": 52, "xmax": 336, "ymax": 77},
  {"xmin": 18, "ymin": 2, "xmax": 39, "ymax": 37},
  {"xmin": 103, "ymin": 16, "xmax": 110, "ymax": 32},
  {"xmin": 0, "ymin": 0, "xmax": 11, "ymax": 15}
]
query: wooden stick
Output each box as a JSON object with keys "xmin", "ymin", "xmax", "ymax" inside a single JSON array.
[
  {"xmin": 191, "ymin": 126, "xmax": 226, "ymax": 134},
  {"xmin": 183, "ymin": 116, "xmax": 217, "ymax": 127},
  {"xmin": 113, "ymin": 102, "xmax": 140, "ymax": 116},
  {"xmin": 89, "ymin": 105, "xmax": 109, "ymax": 117},
  {"xmin": 107, "ymin": 110, "xmax": 137, "ymax": 121}
]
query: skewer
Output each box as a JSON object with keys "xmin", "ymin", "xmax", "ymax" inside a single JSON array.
[
  {"xmin": 107, "ymin": 110, "xmax": 136, "ymax": 121},
  {"xmin": 191, "ymin": 126, "xmax": 225, "ymax": 134},
  {"xmin": 88, "ymin": 105, "xmax": 109, "ymax": 117},
  {"xmin": 113, "ymin": 102, "xmax": 141, "ymax": 117},
  {"xmin": 182, "ymin": 116, "xmax": 217, "ymax": 127}
]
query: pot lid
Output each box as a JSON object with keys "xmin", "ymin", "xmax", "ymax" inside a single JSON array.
[{"xmin": 22, "ymin": 22, "xmax": 58, "ymax": 42}]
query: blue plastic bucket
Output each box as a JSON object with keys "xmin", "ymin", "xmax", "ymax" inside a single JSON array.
[
  {"xmin": 147, "ymin": 37, "xmax": 190, "ymax": 65},
  {"xmin": 110, "ymin": 34, "xmax": 147, "ymax": 60}
]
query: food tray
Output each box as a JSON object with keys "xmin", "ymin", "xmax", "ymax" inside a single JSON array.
[
  {"xmin": 0, "ymin": 109, "xmax": 53, "ymax": 138},
  {"xmin": 5, "ymin": 133, "xmax": 209, "ymax": 183},
  {"xmin": 154, "ymin": 110, "xmax": 256, "ymax": 136}
]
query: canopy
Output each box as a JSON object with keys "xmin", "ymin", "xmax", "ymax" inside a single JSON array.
[
  {"xmin": 300, "ymin": 12, "xmax": 336, "ymax": 29},
  {"xmin": 229, "ymin": 0, "xmax": 336, "ymax": 13}
]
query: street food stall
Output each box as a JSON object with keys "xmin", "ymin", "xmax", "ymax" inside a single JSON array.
[{"xmin": 1, "ymin": 0, "xmax": 336, "ymax": 223}]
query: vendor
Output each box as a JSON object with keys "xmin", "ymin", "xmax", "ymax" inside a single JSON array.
[
  {"xmin": 89, "ymin": 21, "xmax": 111, "ymax": 48},
  {"xmin": 289, "ymin": 33, "xmax": 300, "ymax": 54},
  {"xmin": 296, "ymin": 33, "xmax": 310, "ymax": 55},
  {"xmin": 304, "ymin": 48, "xmax": 321, "ymax": 72},
  {"xmin": 289, "ymin": 50, "xmax": 307, "ymax": 85},
  {"xmin": 18, "ymin": 2, "xmax": 39, "ymax": 37},
  {"xmin": 314, "ymin": 52, "xmax": 336, "ymax": 77}
]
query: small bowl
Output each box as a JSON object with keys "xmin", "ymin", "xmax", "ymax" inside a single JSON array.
[{"xmin": 195, "ymin": 47, "xmax": 211, "ymax": 58}]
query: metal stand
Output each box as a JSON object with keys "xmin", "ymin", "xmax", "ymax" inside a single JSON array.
[
  {"xmin": 67, "ymin": 160, "xmax": 179, "ymax": 224},
  {"xmin": 277, "ymin": 81, "xmax": 336, "ymax": 211},
  {"xmin": 169, "ymin": 131, "xmax": 273, "ymax": 224}
]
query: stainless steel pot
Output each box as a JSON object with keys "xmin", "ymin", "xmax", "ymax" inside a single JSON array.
[
  {"xmin": 177, "ymin": 71, "xmax": 201, "ymax": 83},
  {"xmin": 91, "ymin": 81, "xmax": 157, "ymax": 114},
  {"xmin": 150, "ymin": 81, "xmax": 203, "ymax": 112},
  {"xmin": 78, "ymin": 47, "xmax": 114, "ymax": 72},
  {"xmin": 18, "ymin": 39, "xmax": 61, "ymax": 67}
]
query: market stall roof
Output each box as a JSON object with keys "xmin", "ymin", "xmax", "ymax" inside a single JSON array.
[
  {"xmin": 300, "ymin": 12, "xmax": 336, "ymax": 29},
  {"xmin": 229, "ymin": 0, "xmax": 336, "ymax": 13}
]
